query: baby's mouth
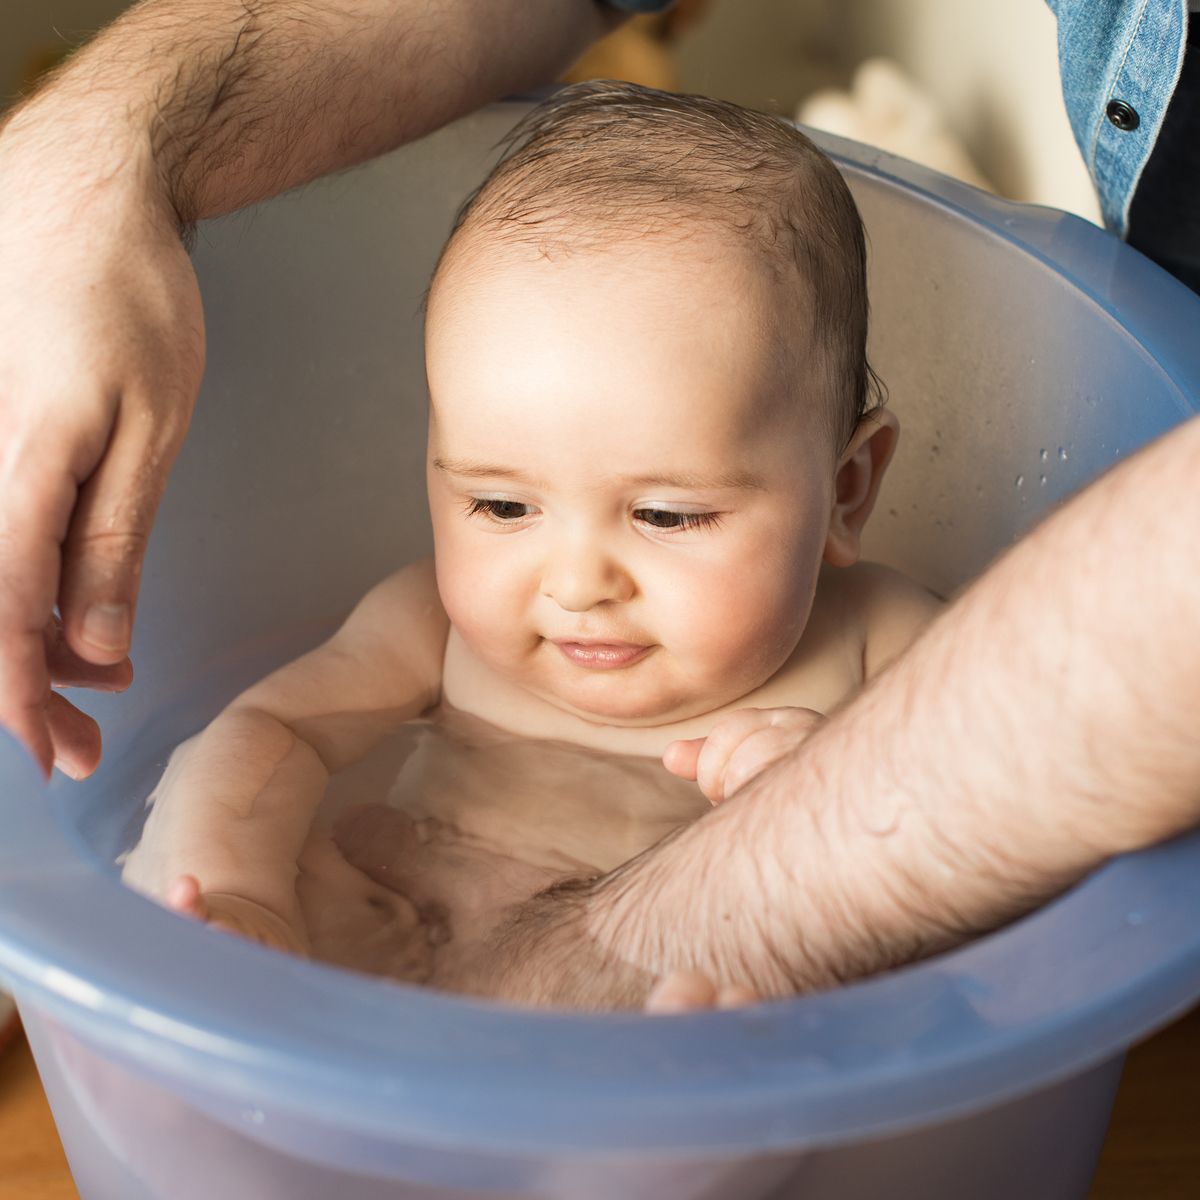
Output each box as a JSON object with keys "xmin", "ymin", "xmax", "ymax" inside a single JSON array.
[{"xmin": 550, "ymin": 640, "xmax": 652, "ymax": 670}]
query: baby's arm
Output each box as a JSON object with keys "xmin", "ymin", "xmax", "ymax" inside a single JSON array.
[{"xmin": 122, "ymin": 559, "xmax": 448, "ymax": 949}]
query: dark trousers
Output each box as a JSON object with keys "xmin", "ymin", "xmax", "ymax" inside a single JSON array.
[{"xmin": 1127, "ymin": 20, "xmax": 1200, "ymax": 294}]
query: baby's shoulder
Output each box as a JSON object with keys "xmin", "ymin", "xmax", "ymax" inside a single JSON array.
[
  {"xmin": 336, "ymin": 557, "xmax": 449, "ymax": 673},
  {"xmin": 813, "ymin": 560, "xmax": 941, "ymax": 680}
]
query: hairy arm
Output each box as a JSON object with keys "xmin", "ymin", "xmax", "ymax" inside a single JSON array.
[
  {"xmin": 9, "ymin": 0, "xmax": 619, "ymax": 225},
  {"xmin": 122, "ymin": 559, "xmax": 448, "ymax": 943},
  {"xmin": 0, "ymin": 0, "xmax": 613, "ymax": 780},
  {"xmin": 463, "ymin": 415, "xmax": 1200, "ymax": 1008}
]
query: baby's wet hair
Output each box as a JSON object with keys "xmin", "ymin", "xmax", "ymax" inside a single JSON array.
[{"xmin": 439, "ymin": 80, "xmax": 883, "ymax": 451}]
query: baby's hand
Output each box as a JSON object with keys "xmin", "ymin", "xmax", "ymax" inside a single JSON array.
[
  {"xmin": 663, "ymin": 706, "xmax": 827, "ymax": 804},
  {"xmin": 165, "ymin": 875, "xmax": 307, "ymax": 955},
  {"xmin": 645, "ymin": 969, "xmax": 758, "ymax": 1013}
]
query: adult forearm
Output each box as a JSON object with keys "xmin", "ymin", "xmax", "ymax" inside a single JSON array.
[
  {"xmin": 483, "ymin": 414, "xmax": 1200, "ymax": 1007},
  {"xmin": 641, "ymin": 413, "xmax": 1200, "ymax": 992},
  {"xmin": 4, "ymin": 0, "xmax": 612, "ymax": 224}
]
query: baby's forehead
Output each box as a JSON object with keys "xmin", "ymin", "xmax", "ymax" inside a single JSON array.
[
  {"xmin": 433, "ymin": 221, "xmax": 813, "ymax": 330},
  {"xmin": 427, "ymin": 227, "xmax": 833, "ymax": 451}
]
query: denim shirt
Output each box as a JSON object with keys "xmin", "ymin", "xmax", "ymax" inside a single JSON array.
[{"xmin": 1047, "ymin": 1, "xmax": 1188, "ymax": 235}]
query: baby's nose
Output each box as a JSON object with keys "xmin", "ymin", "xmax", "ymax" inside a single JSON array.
[{"xmin": 540, "ymin": 541, "xmax": 635, "ymax": 612}]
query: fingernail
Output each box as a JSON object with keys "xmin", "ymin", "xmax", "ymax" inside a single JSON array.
[
  {"xmin": 81, "ymin": 603, "xmax": 132, "ymax": 653},
  {"xmin": 53, "ymin": 759, "xmax": 80, "ymax": 781}
]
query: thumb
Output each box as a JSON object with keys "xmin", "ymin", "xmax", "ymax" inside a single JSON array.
[{"xmin": 663, "ymin": 737, "xmax": 705, "ymax": 781}]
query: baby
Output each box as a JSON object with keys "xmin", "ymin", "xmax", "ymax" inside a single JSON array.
[{"xmin": 123, "ymin": 82, "xmax": 939, "ymax": 1005}]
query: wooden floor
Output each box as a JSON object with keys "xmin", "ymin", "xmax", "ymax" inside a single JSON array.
[
  {"xmin": 2, "ymin": 1006, "xmax": 1200, "ymax": 1199},
  {"xmin": 0, "ymin": 1032, "xmax": 78, "ymax": 1200}
]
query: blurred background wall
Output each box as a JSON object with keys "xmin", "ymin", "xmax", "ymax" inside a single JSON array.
[
  {"xmin": 3, "ymin": 0, "xmax": 1100, "ymax": 224},
  {"xmin": 3, "ymin": 0, "xmax": 129, "ymax": 105},
  {"xmin": 673, "ymin": 0, "xmax": 1100, "ymax": 222}
]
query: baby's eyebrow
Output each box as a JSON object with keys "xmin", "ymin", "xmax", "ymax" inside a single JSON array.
[
  {"xmin": 431, "ymin": 456, "xmax": 532, "ymax": 482},
  {"xmin": 622, "ymin": 470, "xmax": 765, "ymax": 491}
]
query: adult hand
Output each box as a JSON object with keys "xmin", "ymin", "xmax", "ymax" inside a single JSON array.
[
  {"xmin": 664, "ymin": 706, "xmax": 827, "ymax": 804},
  {"xmin": 0, "ymin": 0, "xmax": 613, "ymax": 780},
  {"xmin": 645, "ymin": 970, "xmax": 757, "ymax": 1013},
  {"xmin": 0, "ymin": 91, "xmax": 202, "ymax": 780}
]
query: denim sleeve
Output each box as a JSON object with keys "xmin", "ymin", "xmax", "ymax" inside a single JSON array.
[{"xmin": 1047, "ymin": 0, "xmax": 1187, "ymax": 236}]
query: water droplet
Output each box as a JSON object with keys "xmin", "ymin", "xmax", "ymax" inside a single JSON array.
[
  {"xmin": 1039, "ymin": 474, "xmax": 1047, "ymax": 486},
  {"xmin": 1040, "ymin": 448, "xmax": 1048, "ymax": 461},
  {"xmin": 1015, "ymin": 475, "xmax": 1024, "ymax": 487},
  {"xmin": 1058, "ymin": 447, "xmax": 1067, "ymax": 461}
]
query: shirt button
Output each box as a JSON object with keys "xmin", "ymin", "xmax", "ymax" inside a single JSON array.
[{"xmin": 1106, "ymin": 100, "xmax": 1140, "ymax": 131}]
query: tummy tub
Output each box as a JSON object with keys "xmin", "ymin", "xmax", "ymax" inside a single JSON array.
[{"xmin": 3, "ymin": 98, "xmax": 1200, "ymax": 1200}]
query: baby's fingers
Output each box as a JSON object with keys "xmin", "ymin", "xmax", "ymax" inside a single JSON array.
[
  {"xmin": 662, "ymin": 737, "xmax": 705, "ymax": 781},
  {"xmin": 694, "ymin": 709, "xmax": 780, "ymax": 803},
  {"xmin": 720, "ymin": 718, "xmax": 823, "ymax": 797},
  {"xmin": 165, "ymin": 875, "xmax": 209, "ymax": 921},
  {"xmin": 697, "ymin": 707, "xmax": 827, "ymax": 803}
]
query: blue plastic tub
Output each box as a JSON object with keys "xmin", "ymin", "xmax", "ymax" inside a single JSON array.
[{"xmin": 3, "ymin": 99, "xmax": 1200, "ymax": 1200}]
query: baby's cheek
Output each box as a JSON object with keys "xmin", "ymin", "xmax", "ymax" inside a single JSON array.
[
  {"xmin": 668, "ymin": 558, "xmax": 812, "ymax": 690},
  {"xmin": 436, "ymin": 549, "xmax": 532, "ymax": 669}
]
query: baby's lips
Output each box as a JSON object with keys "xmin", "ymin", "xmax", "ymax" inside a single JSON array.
[{"xmin": 551, "ymin": 640, "xmax": 652, "ymax": 670}]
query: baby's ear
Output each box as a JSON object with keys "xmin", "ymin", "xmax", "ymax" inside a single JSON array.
[{"xmin": 824, "ymin": 408, "xmax": 900, "ymax": 568}]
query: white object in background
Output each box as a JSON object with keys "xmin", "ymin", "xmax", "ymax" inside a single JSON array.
[{"xmin": 798, "ymin": 58, "xmax": 995, "ymax": 192}]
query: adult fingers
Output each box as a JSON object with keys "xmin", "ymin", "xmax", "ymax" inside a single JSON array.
[
  {"xmin": 716, "ymin": 984, "xmax": 759, "ymax": 1009},
  {"xmin": 58, "ymin": 389, "xmax": 191, "ymax": 665},
  {"xmin": 0, "ymin": 635, "xmax": 52, "ymax": 777},
  {"xmin": 44, "ymin": 690, "xmax": 103, "ymax": 780},
  {"xmin": 645, "ymin": 971, "xmax": 759, "ymax": 1013},
  {"xmin": 645, "ymin": 969, "xmax": 718, "ymax": 1013},
  {"xmin": 0, "ymin": 435, "xmax": 80, "ymax": 776},
  {"xmin": 43, "ymin": 614, "xmax": 133, "ymax": 691}
]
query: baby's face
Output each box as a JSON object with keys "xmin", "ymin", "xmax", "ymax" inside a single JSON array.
[{"xmin": 425, "ymin": 233, "xmax": 839, "ymax": 726}]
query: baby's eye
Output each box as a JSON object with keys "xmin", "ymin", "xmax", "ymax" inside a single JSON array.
[
  {"xmin": 467, "ymin": 497, "xmax": 534, "ymax": 522},
  {"xmin": 633, "ymin": 508, "xmax": 721, "ymax": 531}
]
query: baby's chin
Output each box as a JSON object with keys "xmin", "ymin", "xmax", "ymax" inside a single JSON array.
[{"xmin": 535, "ymin": 676, "xmax": 740, "ymax": 729}]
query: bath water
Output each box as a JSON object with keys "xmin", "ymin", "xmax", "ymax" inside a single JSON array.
[{"xmin": 295, "ymin": 706, "xmax": 710, "ymax": 987}]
